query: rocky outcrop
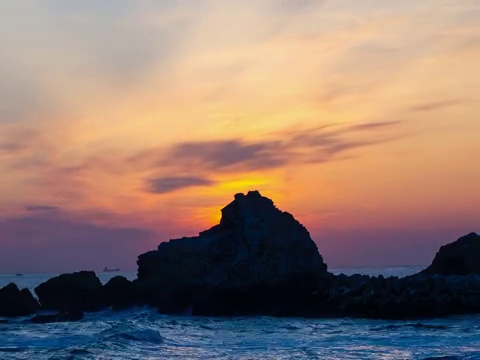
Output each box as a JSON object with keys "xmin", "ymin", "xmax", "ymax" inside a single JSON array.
[
  {"xmin": 420, "ymin": 232, "xmax": 480, "ymax": 275},
  {"xmin": 313, "ymin": 273, "xmax": 480, "ymax": 319},
  {"xmin": 100, "ymin": 276, "xmax": 138, "ymax": 311},
  {"xmin": 0, "ymin": 283, "xmax": 39, "ymax": 317},
  {"xmin": 34, "ymin": 271, "xmax": 103, "ymax": 312},
  {"xmin": 0, "ymin": 191, "xmax": 477, "ymax": 321},
  {"xmin": 137, "ymin": 191, "xmax": 327, "ymax": 313}
]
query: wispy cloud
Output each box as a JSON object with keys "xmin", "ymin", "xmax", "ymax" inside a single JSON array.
[
  {"xmin": 408, "ymin": 99, "xmax": 464, "ymax": 113},
  {"xmin": 146, "ymin": 176, "xmax": 215, "ymax": 194},
  {"xmin": 0, "ymin": 129, "xmax": 39, "ymax": 155},
  {"xmin": 273, "ymin": 0, "xmax": 322, "ymax": 14},
  {"xmin": 25, "ymin": 205, "xmax": 60, "ymax": 212},
  {"xmin": 168, "ymin": 140, "xmax": 286, "ymax": 171},
  {"xmin": 350, "ymin": 120, "xmax": 405, "ymax": 131},
  {"xmin": 134, "ymin": 120, "xmax": 406, "ymax": 193},
  {"xmin": 0, "ymin": 117, "xmax": 410, "ymax": 201}
]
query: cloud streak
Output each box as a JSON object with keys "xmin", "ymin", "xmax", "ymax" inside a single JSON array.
[
  {"xmin": 25, "ymin": 205, "xmax": 60, "ymax": 212},
  {"xmin": 0, "ymin": 118, "xmax": 410, "ymax": 200},
  {"xmin": 134, "ymin": 120, "xmax": 407, "ymax": 193},
  {"xmin": 168, "ymin": 140, "xmax": 286, "ymax": 171},
  {"xmin": 146, "ymin": 176, "xmax": 215, "ymax": 194},
  {"xmin": 408, "ymin": 99, "xmax": 464, "ymax": 113}
]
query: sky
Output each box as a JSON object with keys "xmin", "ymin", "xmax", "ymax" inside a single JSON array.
[{"xmin": 0, "ymin": 0, "xmax": 479, "ymax": 273}]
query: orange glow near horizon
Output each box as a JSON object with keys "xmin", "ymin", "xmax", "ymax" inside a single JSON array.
[{"xmin": 0, "ymin": 1, "xmax": 479, "ymax": 271}]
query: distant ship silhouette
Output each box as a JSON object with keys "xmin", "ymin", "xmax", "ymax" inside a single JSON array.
[{"xmin": 103, "ymin": 267, "xmax": 120, "ymax": 272}]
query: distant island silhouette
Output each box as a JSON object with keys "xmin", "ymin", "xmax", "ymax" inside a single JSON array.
[{"xmin": 1, "ymin": 191, "xmax": 479, "ymax": 323}]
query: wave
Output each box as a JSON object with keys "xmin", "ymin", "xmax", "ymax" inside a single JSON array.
[
  {"xmin": 370, "ymin": 323, "xmax": 450, "ymax": 332},
  {"xmin": 99, "ymin": 324, "xmax": 164, "ymax": 345}
]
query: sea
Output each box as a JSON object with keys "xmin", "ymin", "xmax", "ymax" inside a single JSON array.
[{"xmin": 1, "ymin": 267, "xmax": 479, "ymax": 360}]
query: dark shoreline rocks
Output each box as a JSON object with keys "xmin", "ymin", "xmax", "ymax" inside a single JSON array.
[
  {"xmin": 312, "ymin": 273, "xmax": 480, "ymax": 320},
  {"xmin": 0, "ymin": 283, "xmax": 39, "ymax": 317},
  {"xmin": 100, "ymin": 276, "xmax": 139, "ymax": 311},
  {"xmin": 34, "ymin": 271, "xmax": 103, "ymax": 312},
  {"xmin": 32, "ymin": 273, "xmax": 139, "ymax": 315},
  {"xmin": 18, "ymin": 269, "xmax": 480, "ymax": 322},
  {"xmin": 1, "ymin": 191, "xmax": 480, "ymax": 321},
  {"xmin": 420, "ymin": 232, "xmax": 480, "ymax": 275}
]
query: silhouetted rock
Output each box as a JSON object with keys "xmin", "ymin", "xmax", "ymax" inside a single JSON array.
[
  {"xmin": 100, "ymin": 276, "xmax": 138, "ymax": 311},
  {"xmin": 31, "ymin": 309, "xmax": 84, "ymax": 324},
  {"xmin": 35, "ymin": 271, "xmax": 103, "ymax": 312},
  {"xmin": 23, "ymin": 194, "xmax": 480, "ymax": 320},
  {"xmin": 0, "ymin": 283, "xmax": 39, "ymax": 317},
  {"xmin": 421, "ymin": 233, "xmax": 480, "ymax": 275},
  {"xmin": 311, "ymin": 273, "xmax": 480, "ymax": 320},
  {"xmin": 137, "ymin": 190, "xmax": 327, "ymax": 314}
]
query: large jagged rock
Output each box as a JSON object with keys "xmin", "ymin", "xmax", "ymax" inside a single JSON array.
[
  {"xmin": 421, "ymin": 233, "xmax": 480, "ymax": 275},
  {"xmin": 35, "ymin": 271, "xmax": 104, "ymax": 312},
  {"xmin": 0, "ymin": 283, "xmax": 39, "ymax": 317},
  {"xmin": 137, "ymin": 191, "xmax": 327, "ymax": 313}
]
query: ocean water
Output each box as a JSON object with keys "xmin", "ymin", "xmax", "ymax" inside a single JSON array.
[{"xmin": 1, "ymin": 268, "xmax": 479, "ymax": 360}]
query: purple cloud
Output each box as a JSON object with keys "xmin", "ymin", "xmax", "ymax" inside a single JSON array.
[
  {"xmin": 146, "ymin": 176, "xmax": 215, "ymax": 194},
  {"xmin": 25, "ymin": 205, "xmax": 60, "ymax": 212}
]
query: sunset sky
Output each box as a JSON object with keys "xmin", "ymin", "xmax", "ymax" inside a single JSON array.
[{"xmin": 0, "ymin": 1, "xmax": 479, "ymax": 273}]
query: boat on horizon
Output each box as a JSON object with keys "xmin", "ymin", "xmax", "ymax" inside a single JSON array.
[{"xmin": 103, "ymin": 267, "xmax": 120, "ymax": 272}]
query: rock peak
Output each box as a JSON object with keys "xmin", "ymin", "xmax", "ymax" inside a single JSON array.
[
  {"xmin": 221, "ymin": 191, "xmax": 278, "ymax": 228},
  {"xmin": 460, "ymin": 232, "xmax": 479, "ymax": 240},
  {"xmin": 246, "ymin": 190, "xmax": 261, "ymax": 197},
  {"xmin": 421, "ymin": 232, "xmax": 480, "ymax": 275},
  {"xmin": 234, "ymin": 190, "xmax": 261, "ymax": 199},
  {"xmin": 137, "ymin": 191, "xmax": 327, "ymax": 289}
]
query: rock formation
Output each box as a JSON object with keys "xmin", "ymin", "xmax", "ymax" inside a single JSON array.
[
  {"xmin": 1, "ymin": 190, "xmax": 479, "ymax": 321},
  {"xmin": 35, "ymin": 271, "xmax": 103, "ymax": 312},
  {"xmin": 136, "ymin": 191, "xmax": 327, "ymax": 313},
  {"xmin": 138, "ymin": 191, "xmax": 326, "ymax": 285},
  {"xmin": 312, "ymin": 273, "xmax": 480, "ymax": 319},
  {"xmin": 420, "ymin": 232, "xmax": 480, "ymax": 275},
  {"xmin": 0, "ymin": 283, "xmax": 39, "ymax": 317},
  {"xmin": 100, "ymin": 276, "xmax": 138, "ymax": 311}
]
